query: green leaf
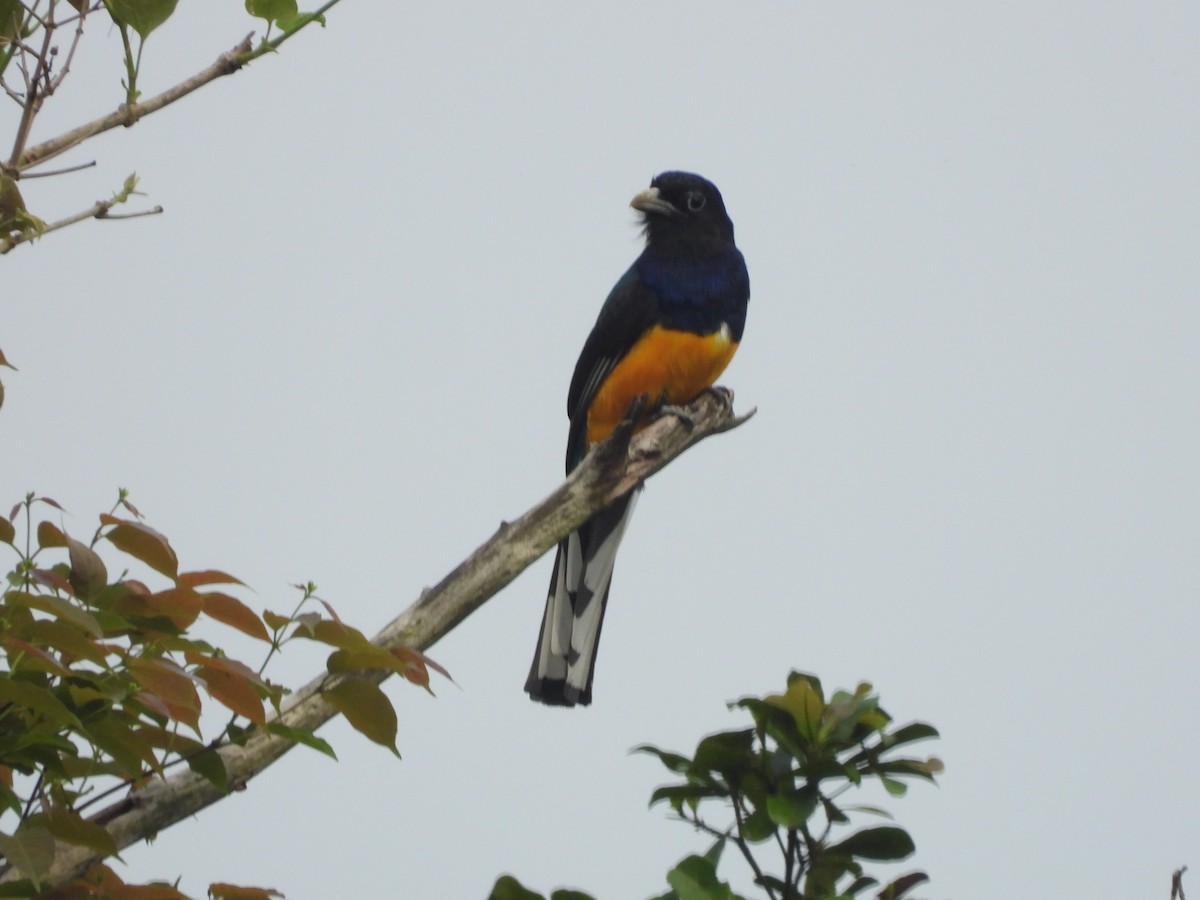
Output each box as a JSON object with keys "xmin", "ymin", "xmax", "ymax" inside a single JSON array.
[
  {"xmin": 828, "ymin": 826, "xmax": 915, "ymax": 862},
  {"xmin": 33, "ymin": 806, "xmax": 117, "ymax": 856},
  {"xmin": 488, "ymin": 874, "xmax": 547, "ymax": 900},
  {"xmin": 764, "ymin": 786, "xmax": 817, "ymax": 829},
  {"xmin": 266, "ymin": 722, "xmax": 337, "ymax": 760},
  {"xmin": 665, "ymin": 854, "xmax": 736, "ymax": 900},
  {"xmin": 885, "ymin": 721, "xmax": 939, "ymax": 747},
  {"xmin": 738, "ymin": 806, "xmax": 776, "ymax": 843},
  {"xmin": 325, "ymin": 676, "xmax": 399, "ymax": 756},
  {"xmin": 648, "ymin": 782, "xmax": 720, "ymax": 812},
  {"xmin": 185, "ymin": 747, "xmax": 228, "ymax": 792},
  {"xmin": 691, "ymin": 728, "xmax": 755, "ymax": 780},
  {"xmin": 0, "ymin": 678, "xmax": 82, "ymax": 729},
  {"xmin": 245, "ymin": 0, "xmax": 297, "ymax": 24},
  {"xmin": 0, "ymin": 0, "xmax": 24, "ymax": 43},
  {"xmin": 0, "ymin": 826, "xmax": 55, "ymax": 883},
  {"xmin": 878, "ymin": 871, "xmax": 930, "ymax": 899},
  {"xmin": 105, "ymin": 0, "xmax": 179, "ymax": 39},
  {"xmin": 632, "ymin": 744, "xmax": 693, "ymax": 775}
]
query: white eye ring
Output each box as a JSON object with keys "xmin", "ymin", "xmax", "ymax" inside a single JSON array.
[{"xmin": 685, "ymin": 191, "xmax": 706, "ymax": 212}]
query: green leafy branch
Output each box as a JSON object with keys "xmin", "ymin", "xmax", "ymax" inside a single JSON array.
[{"xmin": 495, "ymin": 672, "xmax": 942, "ymax": 900}]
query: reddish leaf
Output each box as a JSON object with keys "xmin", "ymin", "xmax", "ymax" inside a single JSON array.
[
  {"xmin": 208, "ymin": 884, "xmax": 285, "ymax": 899},
  {"xmin": 31, "ymin": 567, "xmax": 73, "ymax": 594},
  {"xmin": 0, "ymin": 515, "xmax": 14, "ymax": 545},
  {"xmin": 8, "ymin": 502, "xmax": 20, "ymax": 522},
  {"xmin": 394, "ymin": 645, "xmax": 452, "ymax": 682},
  {"xmin": 100, "ymin": 515, "xmax": 178, "ymax": 578},
  {"xmin": 68, "ymin": 537, "xmax": 109, "ymax": 600},
  {"xmin": 37, "ymin": 520, "xmax": 67, "ymax": 549},
  {"xmin": 3, "ymin": 636, "xmax": 72, "ymax": 677},
  {"xmin": 115, "ymin": 587, "xmax": 202, "ymax": 629},
  {"xmin": 262, "ymin": 610, "xmax": 291, "ymax": 631},
  {"xmin": 177, "ymin": 569, "xmax": 246, "ymax": 589},
  {"xmin": 325, "ymin": 676, "xmax": 399, "ymax": 756},
  {"xmin": 196, "ymin": 665, "xmax": 265, "ymax": 726},
  {"xmin": 119, "ymin": 495, "xmax": 143, "ymax": 519},
  {"xmin": 185, "ymin": 652, "xmax": 263, "ymax": 683},
  {"xmin": 0, "ymin": 346, "xmax": 14, "ymax": 369},
  {"xmin": 201, "ymin": 592, "xmax": 269, "ymax": 642},
  {"xmin": 128, "ymin": 658, "xmax": 201, "ymax": 729},
  {"xmin": 36, "ymin": 496, "xmax": 65, "ymax": 512},
  {"xmin": 316, "ymin": 598, "xmax": 343, "ymax": 624}
]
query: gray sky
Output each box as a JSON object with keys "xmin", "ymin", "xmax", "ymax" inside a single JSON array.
[{"xmin": 5, "ymin": 2, "xmax": 1199, "ymax": 897}]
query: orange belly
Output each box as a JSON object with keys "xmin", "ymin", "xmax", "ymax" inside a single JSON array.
[{"xmin": 586, "ymin": 324, "xmax": 739, "ymax": 446}]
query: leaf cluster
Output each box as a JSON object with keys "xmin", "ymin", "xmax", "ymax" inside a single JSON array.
[
  {"xmin": 0, "ymin": 491, "xmax": 442, "ymax": 897},
  {"xmin": 495, "ymin": 672, "xmax": 942, "ymax": 900}
]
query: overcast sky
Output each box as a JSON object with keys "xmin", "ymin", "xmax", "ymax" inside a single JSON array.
[{"xmin": 5, "ymin": 2, "xmax": 1199, "ymax": 898}]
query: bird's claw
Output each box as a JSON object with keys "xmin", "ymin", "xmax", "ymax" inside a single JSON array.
[{"xmin": 653, "ymin": 403, "xmax": 696, "ymax": 431}]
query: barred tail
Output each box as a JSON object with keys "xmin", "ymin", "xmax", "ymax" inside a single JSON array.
[{"xmin": 525, "ymin": 491, "xmax": 640, "ymax": 706}]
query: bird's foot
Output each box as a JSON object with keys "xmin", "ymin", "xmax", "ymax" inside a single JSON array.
[{"xmin": 653, "ymin": 403, "xmax": 696, "ymax": 431}]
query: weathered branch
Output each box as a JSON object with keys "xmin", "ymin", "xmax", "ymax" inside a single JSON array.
[
  {"xmin": 15, "ymin": 34, "xmax": 255, "ymax": 172},
  {"xmin": 5, "ymin": 389, "xmax": 753, "ymax": 887},
  {"xmin": 17, "ymin": 0, "xmax": 346, "ymax": 173}
]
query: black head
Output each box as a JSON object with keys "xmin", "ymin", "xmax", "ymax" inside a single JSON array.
[{"xmin": 631, "ymin": 171, "xmax": 735, "ymax": 246}]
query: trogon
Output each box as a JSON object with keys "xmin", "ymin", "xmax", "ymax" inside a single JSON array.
[{"xmin": 525, "ymin": 171, "xmax": 750, "ymax": 707}]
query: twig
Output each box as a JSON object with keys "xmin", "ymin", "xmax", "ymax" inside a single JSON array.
[
  {"xmin": 1173, "ymin": 867, "xmax": 1188, "ymax": 900},
  {"xmin": 17, "ymin": 159, "xmax": 95, "ymax": 177},
  {"xmin": 48, "ymin": 0, "xmax": 88, "ymax": 93},
  {"xmin": 0, "ymin": 389, "xmax": 754, "ymax": 887},
  {"xmin": 8, "ymin": 0, "xmax": 57, "ymax": 167},
  {"xmin": 0, "ymin": 196, "xmax": 163, "ymax": 254},
  {"xmin": 19, "ymin": 0, "xmax": 346, "ymax": 172}
]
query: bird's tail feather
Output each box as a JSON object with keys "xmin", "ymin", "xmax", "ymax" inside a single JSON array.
[{"xmin": 525, "ymin": 491, "xmax": 640, "ymax": 706}]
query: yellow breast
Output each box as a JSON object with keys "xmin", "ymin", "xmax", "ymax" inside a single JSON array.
[{"xmin": 586, "ymin": 324, "xmax": 738, "ymax": 446}]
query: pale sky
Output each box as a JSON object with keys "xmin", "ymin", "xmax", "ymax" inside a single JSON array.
[{"xmin": 5, "ymin": 3, "xmax": 1199, "ymax": 898}]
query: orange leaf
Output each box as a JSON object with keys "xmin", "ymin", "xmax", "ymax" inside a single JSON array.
[
  {"xmin": 177, "ymin": 569, "xmax": 246, "ymax": 588},
  {"xmin": 197, "ymin": 665, "xmax": 265, "ymax": 726},
  {"xmin": 128, "ymin": 658, "xmax": 201, "ymax": 728},
  {"xmin": 262, "ymin": 610, "xmax": 291, "ymax": 631},
  {"xmin": 201, "ymin": 592, "xmax": 269, "ymax": 642},
  {"xmin": 100, "ymin": 515, "xmax": 178, "ymax": 578},
  {"xmin": 0, "ymin": 515, "xmax": 13, "ymax": 545}
]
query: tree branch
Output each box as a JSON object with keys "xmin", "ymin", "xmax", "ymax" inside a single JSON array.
[
  {"xmin": 0, "ymin": 389, "xmax": 754, "ymax": 887},
  {"xmin": 15, "ymin": 33, "xmax": 255, "ymax": 172}
]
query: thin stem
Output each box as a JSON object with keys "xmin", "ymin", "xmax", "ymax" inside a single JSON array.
[
  {"xmin": 0, "ymin": 196, "xmax": 162, "ymax": 254},
  {"xmin": 8, "ymin": 0, "xmax": 56, "ymax": 167},
  {"xmin": 18, "ymin": 159, "xmax": 94, "ymax": 177},
  {"xmin": 731, "ymin": 791, "xmax": 778, "ymax": 900}
]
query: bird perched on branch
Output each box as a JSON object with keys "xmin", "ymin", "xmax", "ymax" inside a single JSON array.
[{"xmin": 525, "ymin": 171, "xmax": 750, "ymax": 707}]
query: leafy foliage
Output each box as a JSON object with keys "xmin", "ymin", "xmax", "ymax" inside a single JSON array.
[
  {"xmin": 0, "ymin": 491, "xmax": 444, "ymax": 897},
  {"xmin": 494, "ymin": 673, "xmax": 941, "ymax": 900}
]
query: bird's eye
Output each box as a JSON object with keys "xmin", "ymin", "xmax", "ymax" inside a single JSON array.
[{"xmin": 685, "ymin": 191, "xmax": 706, "ymax": 212}]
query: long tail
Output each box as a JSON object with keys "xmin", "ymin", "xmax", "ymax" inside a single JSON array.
[{"xmin": 525, "ymin": 490, "xmax": 640, "ymax": 706}]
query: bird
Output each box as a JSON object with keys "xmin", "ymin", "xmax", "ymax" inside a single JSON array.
[{"xmin": 525, "ymin": 171, "xmax": 750, "ymax": 707}]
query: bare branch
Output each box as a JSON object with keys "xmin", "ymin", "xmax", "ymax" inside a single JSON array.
[{"xmin": 0, "ymin": 389, "xmax": 754, "ymax": 887}]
